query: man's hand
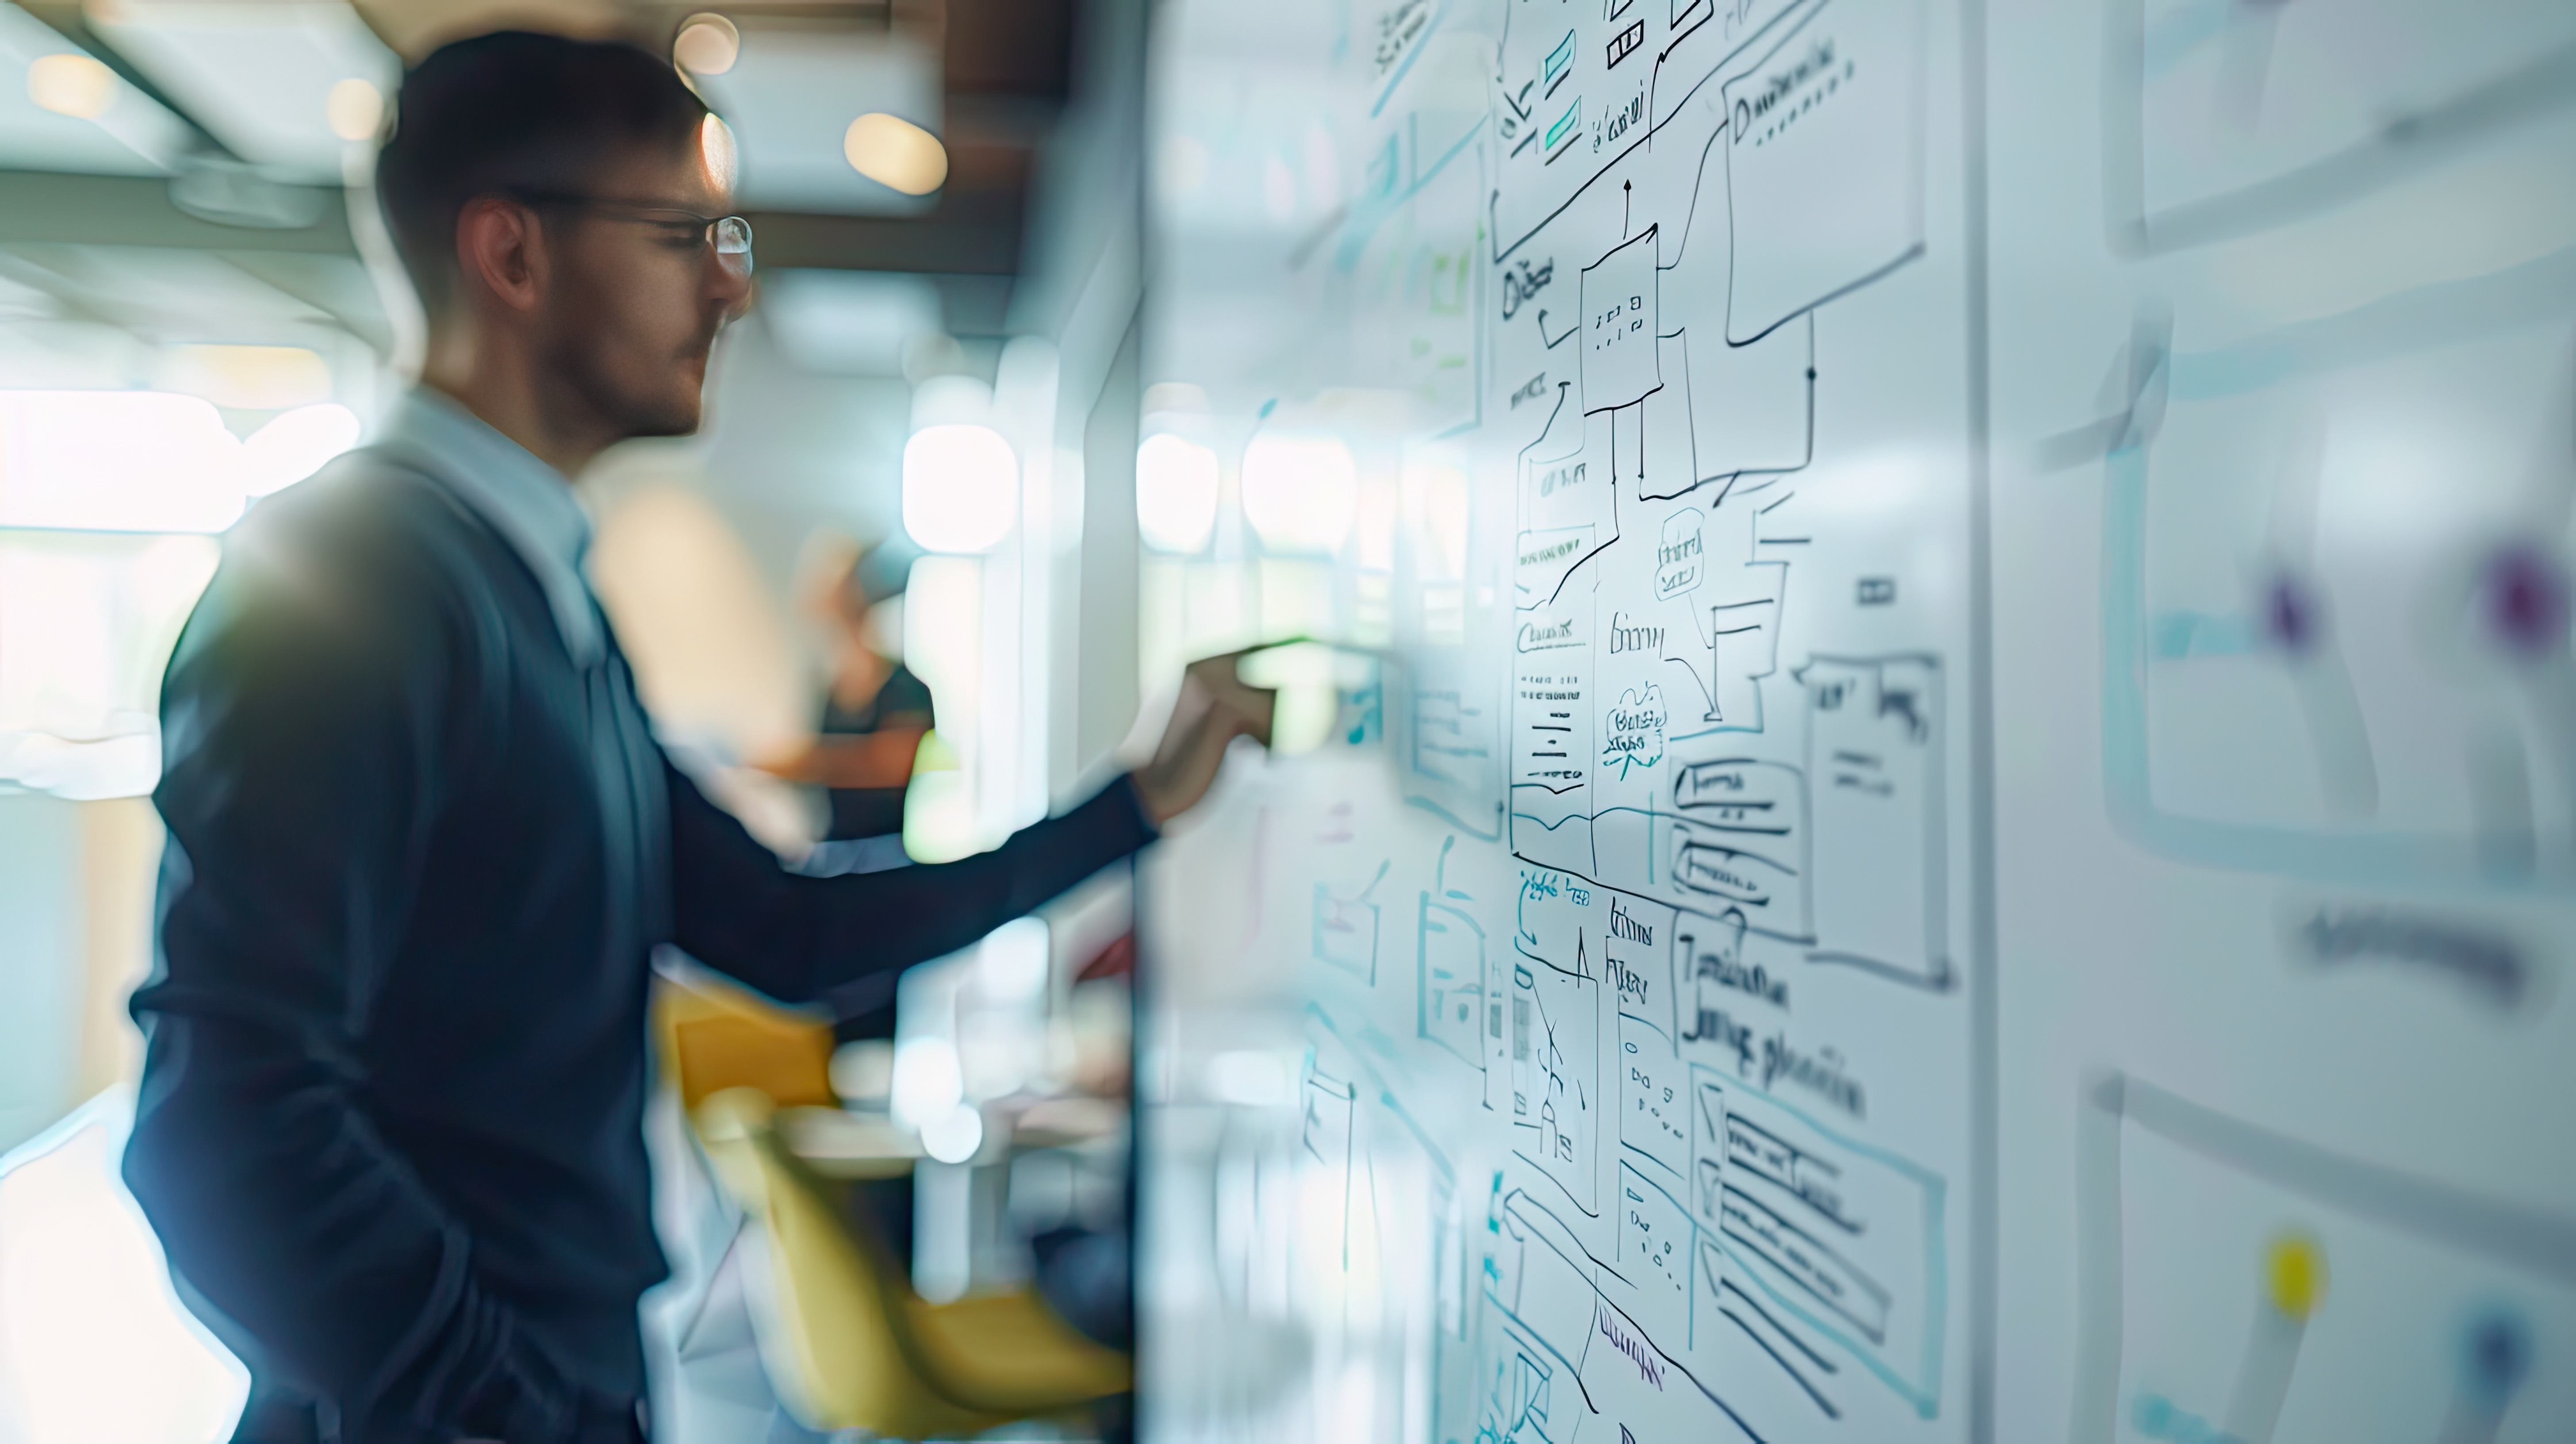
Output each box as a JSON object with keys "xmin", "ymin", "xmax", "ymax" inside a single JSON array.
[{"xmin": 1131, "ymin": 649, "xmax": 1277, "ymax": 826}]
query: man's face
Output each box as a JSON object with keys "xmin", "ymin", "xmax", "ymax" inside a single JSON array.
[{"xmin": 535, "ymin": 131, "xmax": 750, "ymax": 439}]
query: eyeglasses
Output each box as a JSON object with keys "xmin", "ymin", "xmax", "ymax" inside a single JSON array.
[{"xmin": 505, "ymin": 192, "xmax": 754, "ymax": 278}]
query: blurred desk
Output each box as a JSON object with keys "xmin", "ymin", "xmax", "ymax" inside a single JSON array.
[
  {"xmin": 775, "ymin": 1107, "xmax": 919, "ymax": 1178},
  {"xmin": 778, "ymin": 1095, "xmax": 1127, "ymax": 1179}
]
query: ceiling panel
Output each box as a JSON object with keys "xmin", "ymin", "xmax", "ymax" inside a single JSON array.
[{"xmin": 92, "ymin": 2, "xmax": 397, "ymax": 184}]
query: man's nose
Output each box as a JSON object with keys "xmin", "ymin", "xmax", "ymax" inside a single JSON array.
[{"xmin": 710, "ymin": 255, "xmax": 753, "ymax": 319}]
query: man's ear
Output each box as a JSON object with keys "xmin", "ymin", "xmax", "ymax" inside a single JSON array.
[{"xmin": 453, "ymin": 197, "xmax": 547, "ymax": 314}]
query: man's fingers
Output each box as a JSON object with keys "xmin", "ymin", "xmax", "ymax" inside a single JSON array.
[
  {"xmin": 1145, "ymin": 653, "xmax": 1283, "ymax": 822},
  {"xmin": 1201, "ymin": 696, "xmax": 1270, "ymax": 752},
  {"xmin": 1134, "ymin": 689, "xmax": 1284, "ymax": 825},
  {"xmin": 1204, "ymin": 676, "xmax": 1275, "ymax": 749},
  {"xmin": 1182, "ymin": 648, "xmax": 1280, "ymax": 741}
]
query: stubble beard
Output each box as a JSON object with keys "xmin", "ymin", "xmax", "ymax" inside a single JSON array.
[{"xmin": 555, "ymin": 323, "xmax": 714, "ymax": 442}]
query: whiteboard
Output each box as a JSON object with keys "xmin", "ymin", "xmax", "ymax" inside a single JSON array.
[{"xmin": 1133, "ymin": 1, "xmax": 2576, "ymax": 1441}]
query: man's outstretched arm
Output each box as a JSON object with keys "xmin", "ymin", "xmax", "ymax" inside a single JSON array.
[
  {"xmin": 672, "ymin": 653, "xmax": 1273, "ymax": 1008},
  {"xmin": 665, "ymin": 760, "xmax": 1158, "ymax": 1011}
]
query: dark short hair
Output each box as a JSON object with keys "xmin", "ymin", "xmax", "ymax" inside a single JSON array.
[{"xmin": 377, "ymin": 30, "xmax": 709, "ymax": 311}]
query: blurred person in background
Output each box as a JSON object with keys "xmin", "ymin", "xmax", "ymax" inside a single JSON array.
[
  {"xmin": 119, "ymin": 31, "xmax": 1267, "ymax": 1444},
  {"xmin": 758, "ymin": 535, "xmax": 933, "ymax": 881}
]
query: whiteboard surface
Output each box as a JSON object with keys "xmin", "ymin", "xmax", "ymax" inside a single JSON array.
[{"xmin": 1134, "ymin": 2, "xmax": 2576, "ymax": 1440}]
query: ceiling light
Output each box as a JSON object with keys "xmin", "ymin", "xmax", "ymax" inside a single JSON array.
[
  {"xmin": 844, "ymin": 112, "xmax": 947, "ymax": 196},
  {"xmin": 1135, "ymin": 433, "xmax": 1219, "ymax": 553},
  {"xmin": 903, "ymin": 423, "xmax": 1018, "ymax": 553},
  {"xmin": 77, "ymin": 2, "xmax": 395, "ymax": 182},
  {"xmin": 28, "ymin": 54, "xmax": 117, "ymax": 120},
  {"xmin": 673, "ymin": 14, "xmax": 739, "ymax": 76},
  {"xmin": 160, "ymin": 345, "xmax": 330, "ymax": 411},
  {"xmin": 325, "ymin": 77, "xmax": 380, "ymax": 142},
  {"xmin": 1240, "ymin": 433, "xmax": 1358, "ymax": 554}
]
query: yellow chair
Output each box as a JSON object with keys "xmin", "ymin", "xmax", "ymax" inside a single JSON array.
[
  {"xmin": 695, "ymin": 1089, "xmax": 1133, "ymax": 1440},
  {"xmin": 655, "ymin": 975, "xmax": 840, "ymax": 1114}
]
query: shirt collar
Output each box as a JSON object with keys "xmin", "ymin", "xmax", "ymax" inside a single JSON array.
[{"xmin": 379, "ymin": 388, "xmax": 603, "ymax": 667}]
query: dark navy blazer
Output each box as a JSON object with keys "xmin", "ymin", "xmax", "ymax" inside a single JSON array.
[{"xmin": 123, "ymin": 455, "xmax": 1153, "ymax": 1442}]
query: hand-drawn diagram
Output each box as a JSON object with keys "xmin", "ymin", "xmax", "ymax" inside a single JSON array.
[
  {"xmin": 1652, "ymin": 116, "xmax": 1817, "ymax": 501},
  {"xmin": 1800, "ymin": 657, "xmax": 1951, "ymax": 991},
  {"xmin": 1421, "ymin": 836, "xmax": 1494, "ymax": 1074},
  {"xmin": 1147, "ymin": 0, "xmax": 1974, "ymax": 1439},
  {"xmin": 1410, "ymin": 672, "xmax": 1509, "ymax": 837},
  {"xmin": 1699, "ymin": 1067, "xmax": 1947, "ymax": 1419},
  {"xmin": 1512, "ymin": 585, "xmax": 1598, "ymax": 876},
  {"xmin": 1314, "ymin": 858, "xmax": 1391, "ymax": 983},
  {"xmin": 1666, "ymin": 759, "xmax": 1809, "ymax": 937},
  {"xmin": 1719, "ymin": 0, "xmax": 1927, "ymax": 342},
  {"xmin": 1473, "ymin": 0, "xmax": 1964, "ymax": 1433},
  {"xmin": 1512, "ymin": 868, "xmax": 1604, "ymax": 1216},
  {"xmin": 1623, "ymin": 1018, "xmax": 1692, "ymax": 1181},
  {"xmin": 1618, "ymin": 1161, "xmax": 1697, "ymax": 1348}
]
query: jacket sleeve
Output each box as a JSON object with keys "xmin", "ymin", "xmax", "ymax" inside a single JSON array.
[
  {"xmin": 666, "ymin": 757, "xmax": 1157, "ymax": 1010},
  {"xmin": 123, "ymin": 513, "xmax": 578, "ymax": 1441}
]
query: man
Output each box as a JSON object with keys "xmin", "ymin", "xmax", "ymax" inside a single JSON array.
[{"xmin": 122, "ymin": 31, "xmax": 1264, "ymax": 1444}]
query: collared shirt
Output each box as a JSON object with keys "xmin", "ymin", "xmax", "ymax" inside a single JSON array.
[
  {"xmin": 376, "ymin": 388, "xmax": 667, "ymax": 1053},
  {"xmin": 376, "ymin": 388, "xmax": 603, "ymax": 668}
]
